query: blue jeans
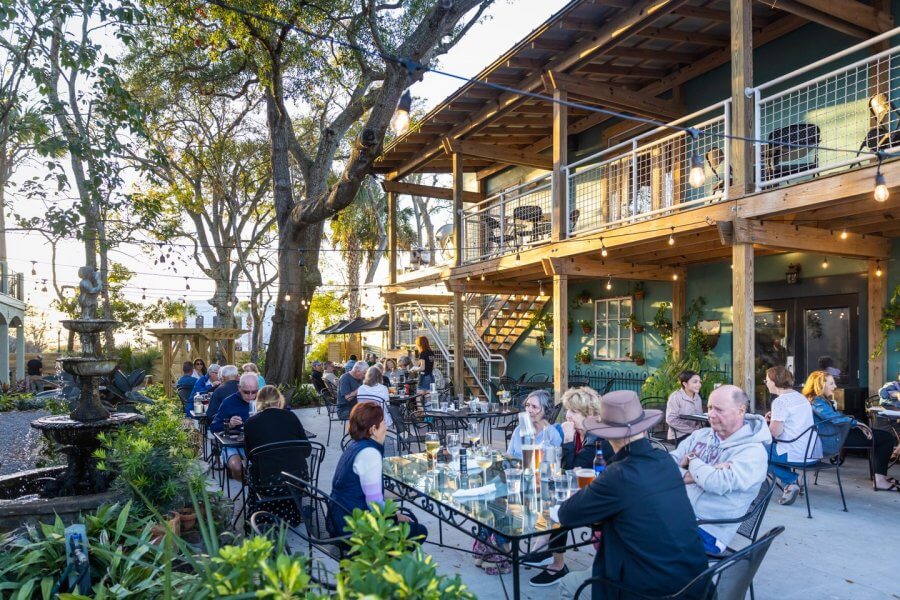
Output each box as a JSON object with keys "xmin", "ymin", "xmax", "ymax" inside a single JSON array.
[
  {"xmin": 417, "ymin": 374, "xmax": 435, "ymax": 391},
  {"xmin": 768, "ymin": 448, "xmax": 802, "ymax": 486},
  {"xmin": 698, "ymin": 527, "xmax": 721, "ymax": 554}
]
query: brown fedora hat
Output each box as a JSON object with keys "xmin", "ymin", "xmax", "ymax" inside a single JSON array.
[{"xmin": 583, "ymin": 390, "xmax": 662, "ymax": 439}]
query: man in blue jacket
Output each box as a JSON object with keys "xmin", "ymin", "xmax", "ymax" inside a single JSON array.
[
  {"xmin": 210, "ymin": 372, "xmax": 258, "ymax": 481},
  {"xmin": 190, "ymin": 363, "xmax": 220, "ymax": 399},
  {"xmin": 555, "ymin": 391, "xmax": 707, "ymax": 599},
  {"xmin": 206, "ymin": 365, "xmax": 239, "ymax": 422}
]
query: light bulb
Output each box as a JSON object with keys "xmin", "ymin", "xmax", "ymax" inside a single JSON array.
[
  {"xmin": 284, "ymin": 294, "xmax": 291, "ymax": 302},
  {"xmin": 605, "ymin": 279, "xmax": 612, "ymax": 291},
  {"xmin": 821, "ymin": 257, "xmax": 829, "ymax": 269},
  {"xmin": 466, "ymin": 275, "xmax": 471, "ymax": 282},
  {"xmin": 480, "ymin": 273, "xmax": 485, "ymax": 281},
  {"xmin": 672, "ymin": 273, "xmax": 679, "ymax": 281},
  {"xmin": 668, "ymin": 228, "xmax": 675, "ymax": 246},
  {"xmin": 600, "ymin": 239, "xmax": 608, "ymax": 257},
  {"xmin": 390, "ymin": 90, "xmax": 412, "ymax": 136},
  {"xmin": 840, "ymin": 229, "xmax": 847, "ymax": 240},
  {"xmin": 688, "ymin": 153, "xmax": 706, "ymax": 188},
  {"xmin": 875, "ymin": 170, "xmax": 889, "ymax": 202},
  {"xmin": 538, "ymin": 281, "xmax": 544, "ymax": 296},
  {"xmin": 876, "ymin": 263, "xmax": 883, "ymax": 277},
  {"xmin": 30, "ymin": 261, "xmax": 36, "ymax": 276}
]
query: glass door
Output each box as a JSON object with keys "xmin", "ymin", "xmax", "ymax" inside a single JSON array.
[
  {"xmin": 754, "ymin": 301, "xmax": 790, "ymax": 410},
  {"xmin": 796, "ymin": 295, "xmax": 858, "ymax": 388}
]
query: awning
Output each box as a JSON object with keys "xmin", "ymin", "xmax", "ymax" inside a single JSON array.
[
  {"xmin": 329, "ymin": 317, "xmax": 371, "ymax": 335},
  {"xmin": 318, "ymin": 319, "xmax": 348, "ymax": 335},
  {"xmin": 358, "ymin": 313, "xmax": 389, "ymax": 331}
]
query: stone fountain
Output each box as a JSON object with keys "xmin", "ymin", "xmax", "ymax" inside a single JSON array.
[{"xmin": 0, "ymin": 267, "xmax": 144, "ymax": 528}]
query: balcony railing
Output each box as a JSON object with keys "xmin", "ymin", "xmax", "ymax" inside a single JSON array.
[
  {"xmin": 566, "ymin": 100, "xmax": 730, "ymax": 238},
  {"xmin": 749, "ymin": 27, "xmax": 900, "ymax": 191},
  {"xmin": 462, "ymin": 173, "xmax": 553, "ymax": 264},
  {"xmin": 0, "ymin": 264, "xmax": 24, "ymax": 302}
]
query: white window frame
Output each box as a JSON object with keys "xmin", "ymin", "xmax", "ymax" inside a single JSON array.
[{"xmin": 593, "ymin": 296, "xmax": 634, "ymax": 360}]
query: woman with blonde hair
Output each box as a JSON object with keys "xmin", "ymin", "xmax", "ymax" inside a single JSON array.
[
  {"xmin": 243, "ymin": 362, "xmax": 266, "ymax": 389},
  {"xmin": 244, "ymin": 385, "xmax": 310, "ymax": 465},
  {"xmin": 802, "ymin": 371, "xmax": 897, "ymax": 492}
]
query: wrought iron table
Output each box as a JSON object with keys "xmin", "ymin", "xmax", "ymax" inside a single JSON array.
[{"xmin": 383, "ymin": 452, "xmax": 593, "ymax": 599}]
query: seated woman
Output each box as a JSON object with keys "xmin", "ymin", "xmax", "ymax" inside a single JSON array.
[
  {"xmin": 765, "ymin": 365, "xmax": 822, "ymax": 505},
  {"xmin": 327, "ymin": 403, "xmax": 427, "ymax": 540},
  {"xmin": 243, "ymin": 362, "xmax": 266, "ymax": 390},
  {"xmin": 507, "ymin": 390, "xmax": 562, "ymax": 459},
  {"xmin": 355, "ymin": 366, "xmax": 393, "ymax": 429},
  {"xmin": 382, "ymin": 358, "xmax": 398, "ymax": 386},
  {"xmin": 665, "ymin": 370, "xmax": 704, "ymax": 441},
  {"xmin": 802, "ymin": 371, "xmax": 898, "ymax": 492}
]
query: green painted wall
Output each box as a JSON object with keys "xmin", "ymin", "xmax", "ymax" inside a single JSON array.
[{"xmin": 885, "ymin": 239, "xmax": 900, "ymax": 381}]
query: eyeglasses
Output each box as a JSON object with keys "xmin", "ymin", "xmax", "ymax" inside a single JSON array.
[{"xmin": 239, "ymin": 388, "xmax": 258, "ymax": 396}]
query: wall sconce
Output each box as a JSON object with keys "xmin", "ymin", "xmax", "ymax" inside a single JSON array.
[{"xmin": 786, "ymin": 263, "xmax": 801, "ymax": 285}]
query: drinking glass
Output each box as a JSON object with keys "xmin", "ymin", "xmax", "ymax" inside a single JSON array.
[
  {"xmin": 447, "ymin": 433, "xmax": 461, "ymax": 464},
  {"xmin": 439, "ymin": 401, "xmax": 448, "ymax": 412},
  {"xmin": 565, "ymin": 469, "xmax": 578, "ymax": 495},
  {"xmin": 505, "ymin": 467, "xmax": 522, "ymax": 495},
  {"xmin": 425, "ymin": 432, "xmax": 440, "ymax": 471},
  {"xmin": 553, "ymin": 474, "xmax": 569, "ymax": 504},
  {"xmin": 466, "ymin": 421, "xmax": 481, "ymax": 447}
]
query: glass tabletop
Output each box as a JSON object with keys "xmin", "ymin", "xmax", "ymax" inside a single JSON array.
[{"xmin": 383, "ymin": 452, "xmax": 561, "ymax": 540}]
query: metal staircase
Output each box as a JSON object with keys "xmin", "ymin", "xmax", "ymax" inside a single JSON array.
[{"xmin": 476, "ymin": 294, "xmax": 550, "ymax": 353}]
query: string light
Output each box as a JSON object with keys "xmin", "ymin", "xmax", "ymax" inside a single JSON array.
[
  {"xmin": 185, "ymin": 276, "xmax": 190, "ymax": 290},
  {"xmin": 390, "ymin": 90, "xmax": 412, "ymax": 136},
  {"xmin": 875, "ymin": 156, "xmax": 889, "ymax": 202},
  {"xmin": 538, "ymin": 280, "xmax": 544, "ymax": 296},
  {"xmin": 30, "ymin": 261, "xmax": 36, "ymax": 276},
  {"xmin": 605, "ymin": 276, "xmax": 612, "ymax": 291},
  {"xmin": 840, "ymin": 229, "xmax": 848, "ymax": 240},
  {"xmin": 668, "ymin": 227, "xmax": 675, "ymax": 246},
  {"xmin": 875, "ymin": 261, "xmax": 883, "ymax": 277},
  {"xmin": 466, "ymin": 275, "xmax": 471, "ymax": 281},
  {"xmin": 284, "ymin": 293, "xmax": 292, "ymax": 301},
  {"xmin": 672, "ymin": 273, "xmax": 679, "ymax": 281},
  {"xmin": 480, "ymin": 273, "xmax": 485, "ymax": 281},
  {"xmin": 821, "ymin": 257, "xmax": 829, "ymax": 269},
  {"xmin": 688, "ymin": 130, "xmax": 706, "ymax": 189},
  {"xmin": 600, "ymin": 238, "xmax": 608, "ymax": 258}
]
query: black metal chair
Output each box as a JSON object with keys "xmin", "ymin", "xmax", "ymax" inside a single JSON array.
[
  {"xmin": 769, "ymin": 418, "xmax": 851, "ymax": 518},
  {"xmin": 249, "ymin": 511, "xmax": 337, "ymax": 591},
  {"xmin": 640, "ymin": 396, "xmax": 670, "ymax": 442},
  {"xmin": 387, "ymin": 404, "xmax": 427, "ymax": 453},
  {"xmin": 573, "ymin": 526, "xmax": 785, "ymax": 600},
  {"xmin": 568, "ymin": 376, "xmax": 589, "ymax": 389},
  {"xmin": 764, "ymin": 123, "xmax": 820, "ymax": 181},
  {"xmin": 246, "ymin": 440, "xmax": 325, "ymax": 526},
  {"xmin": 176, "ymin": 384, "xmax": 194, "ymax": 413},
  {"xmin": 320, "ymin": 387, "xmax": 346, "ymax": 447},
  {"xmin": 526, "ymin": 373, "xmax": 550, "ymax": 383},
  {"xmin": 282, "ymin": 473, "xmax": 353, "ymax": 575},
  {"xmin": 512, "ymin": 204, "xmax": 544, "ymax": 247},
  {"xmin": 480, "ymin": 214, "xmax": 503, "ymax": 255},
  {"xmin": 697, "ymin": 475, "xmax": 777, "ymax": 600},
  {"xmin": 705, "ymin": 147, "xmax": 732, "ymax": 193}
]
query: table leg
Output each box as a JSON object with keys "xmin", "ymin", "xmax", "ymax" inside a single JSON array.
[{"xmin": 511, "ymin": 540, "xmax": 521, "ymax": 599}]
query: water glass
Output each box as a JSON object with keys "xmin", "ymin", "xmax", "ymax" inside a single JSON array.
[
  {"xmin": 439, "ymin": 401, "xmax": 449, "ymax": 412},
  {"xmin": 447, "ymin": 433, "xmax": 461, "ymax": 463},
  {"xmin": 505, "ymin": 467, "xmax": 523, "ymax": 495},
  {"xmin": 565, "ymin": 469, "xmax": 578, "ymax": 495},
  {"xmin": 553, "ymin": 474, "xmax": 569, "ymax": 504}
]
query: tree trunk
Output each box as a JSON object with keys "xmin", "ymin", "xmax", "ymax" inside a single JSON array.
[
  {"xmin": 97, "ymin": 215, "xmax": 114, "ymax": 349},
  {"xmin": 346, "ymin": 249, "xmax": 362, "ymax": 319},
  {"xmin": 412, "ymin": 196, "xmax": 436, "ymax": 265},
  {"xmin": 0, "ymin": 133, "xmax": 8, "ymax": 263}
]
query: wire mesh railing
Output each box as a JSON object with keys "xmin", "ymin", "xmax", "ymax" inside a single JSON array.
[
  {"xmin": 750, "ymin": 27, "xmax": 900, "ymax": 190},
  {"xmin": 461, "ymin": 173, "xmax": 553, "ymax": 264},
  {"xmin": 566, "ymin": 100, "xmax": 730, "ymax": 237}
]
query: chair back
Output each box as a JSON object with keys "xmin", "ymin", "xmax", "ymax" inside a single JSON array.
[
  {"xmin": 735, "ymin": 474, "xmax": 776, "ymax": 544},
  {"xmin": 282, "ymin": 472, "xmax": 351, "ymax": 557},
  {"xmin": 248, "ymin": 440, "xmax": 325, "ymax": 489},
  {"xmin": 526, "ymin": 373, "xmax": 549, "ymax": 383},
  {"xmin": 814, "ymin": 418, "xmax": 852, "ymax": 459},
  {"xmin": 176, "ymin": 385, "xmax": 194, "ymax": 409},
  {"xmin": 710, "ymin": 526, "xmax": 785, "ymax": 600},
  {"xmin": 513, "ymin": 205, "xmax": 542, "ymax": 223},
  {"xmin": 387, "ymin": 404, "xmax": 409, "ymax": 435},
  {"xmin": 640, "ymin": 396, "xmax": 669, "ymax": 439},
  {"xmin": 768, "ymin": 123, "xmax": 820, "ymax": 165},
  {"xmin": 568, "ymin": 376, "xmax": 589, "ymax": 389},
  {"xmin": 599, "ymin": 379, "xmax": 615, "ymax": 395}
]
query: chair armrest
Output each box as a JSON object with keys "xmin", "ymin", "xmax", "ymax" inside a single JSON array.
[
  {"xmin": 697, "ymin": 514, "xmax": 749, "ymax": 526},
  {"xmin": 574, "ymin": 576, "xmax": 658, "ymax": 600}
]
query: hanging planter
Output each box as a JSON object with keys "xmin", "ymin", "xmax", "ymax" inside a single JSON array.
[
  {"xmin": 623, "ymin": 313, "xmax": 643, "ymax": 333},
  {"xmin": 578, "ymin": 290, "xmax": 592, "ymax": 305},
  {"xmin": 579, "ymin": 319, "xmax": 593, "ymax": 334},
  {"xmin": 633, "ymin": 282, "xmax": 645, "ymax": 300},
  {"xmin": 628, "ymin": 351, "xmax": 646, "ymax": 366},
  {"xmin": 575, "ymin": 347, "xmax": 592, "ymax": 364}
]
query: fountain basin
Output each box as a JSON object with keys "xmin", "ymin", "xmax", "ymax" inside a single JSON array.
[
  {"xmin": 0, "ymin": 467, "xmax": 125, "ymax": 532},
  {"xmin": 60, "ymin": 319, "xmax": 119, "ymax": 334},
  {"xmin": 31, "ymin": 413, "xmax": 145, "ymax": 446},
  {"xmin": 58, "ymin": 357, "xmax": 119, "ymax": 377}
]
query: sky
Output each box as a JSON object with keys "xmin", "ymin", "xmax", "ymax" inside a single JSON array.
[{"xmin": 5, "ymin": 0, "xmax": 568, "ymax": 346}]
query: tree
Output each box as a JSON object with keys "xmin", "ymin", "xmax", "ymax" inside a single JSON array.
[
  {"xmin": 143, "ymin": 0, "xmax": 494, "ymax": 384},
  {"xmin": 24, "ymin": 305, "xmax": 50, "ymax": 352}
]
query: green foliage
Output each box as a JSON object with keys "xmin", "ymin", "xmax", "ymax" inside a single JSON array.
[
  {"xmin": 337, "ymin": 501, "xmax": 475, "ymax": 600},
  {"xmin": 116, "ymin": 346, "xmax": 162, "ymax": 373},
  {"xmin": 872, "ymin": 284, "xmax": 900, "ymax": 357},
  {"xmin": 95, "ymin": 398, "xmax": 201, "ymax": 514},
  {"xmin": 575, "ymin": 347, "xmax": 593, "ymax": 364},
  {"xmin": 0, "ymin": 393, "xmax": 67, "ymax": 413},
  {"xmin": 289, "ymin": 384, "xmax": 321, "ymax": 408}
]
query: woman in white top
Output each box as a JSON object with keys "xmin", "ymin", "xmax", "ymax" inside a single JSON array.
[
  {"xmin": 665, "ymin": 370, "xmax": 704, "ymax": 441},
  {"xmin": 355, "ymin": 366, "xmax": 392, "ymax": 427},
  {"xmin": 765, "ymin": 365, "xmax": 821, "ymax": 505}
]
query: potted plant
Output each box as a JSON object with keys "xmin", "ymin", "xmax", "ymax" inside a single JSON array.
[
  {"xmin": 575, "ymin": 347, "xmax": 592, "ymax": 364},
  {"xmin": 537, "ymin": 333, "xmax": 550, "ymax": 356},
  {"xmin": 652, "ymin": 301, "xmax": 673, "ymax": 340},
  {"xmin": 578, "ymin": 319, "xmax": 593, "ymax": 334},
  {"xmin": 632, "ymin": 282, "xmax": 645, "ymax": 300},
  {"xmin": 623, "ymin": 313, "xmax": 644, "ymax": 333},
  {"xmin": 873, "ymin": 284, "xmax": 900, "ymax": 357},
  {"xmin": 628, "ymin": 351, "xmax": 646, "ymax": 366}
]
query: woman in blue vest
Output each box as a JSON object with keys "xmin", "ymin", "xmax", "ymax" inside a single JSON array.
[{"xmin": 327, "ymin": 403, "xmax": 428, "ymax": 541}]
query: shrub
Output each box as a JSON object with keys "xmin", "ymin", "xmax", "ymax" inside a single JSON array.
[{"xmin": 290, "ymin": 383, "xmax": 320, "ymax": 407}]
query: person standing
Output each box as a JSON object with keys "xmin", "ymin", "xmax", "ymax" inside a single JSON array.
[
  {"xmin": 555, "ymin": 391, "xmax": 707, "ymax": 600},
  {"xmin": 666, "ymin": 370, "xmax": 705, "ymax": 441},
  {"xmin": 26, "ymin": 355, "xmax": 44, "ymax": 393},
  {"xmin": 765, "ymin": 365, "xmax": 821, "ymax": 506},
  {"xmin": 411, "ymin": 336, "xmax": 435, "ymax": 392}
]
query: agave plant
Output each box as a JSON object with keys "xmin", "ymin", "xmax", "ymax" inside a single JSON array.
[{"xmin": 103, "ymin": 369, "xmax": 154, "ymax": 411}]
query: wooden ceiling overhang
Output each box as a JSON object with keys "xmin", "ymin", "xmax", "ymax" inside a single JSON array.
[
  {"xmin": 373, "ymin": 0, "xmax": 893, "ymax": 180},
  {"xmin": 444, "ymin": 160, "xmax": 900, "ymax": 287}
]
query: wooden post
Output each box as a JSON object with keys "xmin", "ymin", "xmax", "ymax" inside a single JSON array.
[
  {"xmin": 553, "ymin": 274, "xmax": 569, "ymax": 401},
  {"xmin": 387, "ymin": 188, "xmax": 397, "ymax": 349},
  {"xmin": 732, "ymin": 243, "xmax": 755, "ymax": 410},
  {"xmin": 552, "ymin": 89, "xmax": 568, "ymax": 242},
  {"xmin": 162, "ymin": 334, "xmax": 173, "ymax": 399},
  {"xmin": 651, "ymin": 146, "xmax": 662, "ymax": 212},
  {"xmin": 672, "ymin": 276, "xmax": 686, "ymax": 360},
  {"xmin": 452, "ymin": 152, "xmax": 466, "ymax": 397},
  {"xmin": 868, "ymin": 259, "xmax": 887, "ymax": 391},
  {"xmin": 730, "ymin": 0, "xmax": 754, "ymax": 194}
]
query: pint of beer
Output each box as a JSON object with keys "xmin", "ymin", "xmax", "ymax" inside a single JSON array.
[
  {"xmin": 522, "ymin": 445, "xmax": 536, "ymax": 471},
  {"xmin": 575, "ymin": 468, "xmax": 595, "ymax": 488}
]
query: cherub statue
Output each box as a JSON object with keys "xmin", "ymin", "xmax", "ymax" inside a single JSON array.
[{"xmin": 77, "ymin": 266, "xmax": 102, "ymax": 320}]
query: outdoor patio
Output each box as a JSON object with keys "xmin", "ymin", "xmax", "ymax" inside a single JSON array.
[{"xmin": 234, "ymin": 405, "xmax": 900, "ymax": 600}]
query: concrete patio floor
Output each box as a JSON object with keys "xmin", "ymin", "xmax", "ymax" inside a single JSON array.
[{"xmin": 240, "ymin": 406, "xmax": 900, "ymax": 599}]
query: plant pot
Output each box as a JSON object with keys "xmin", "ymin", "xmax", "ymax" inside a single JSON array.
[
  {"xmin": 151, "ymin": 511, "xmax": 182, "ymax": 543},
  {"xmin": 580, "ymin": 356, "xmax": 591, "ymax": 365},
  {"xmin": 178, "ymin": 507, "xmax": 197, "ymax": 532},
  {"xmin": 634, "ymin": 358, "xmax": 646, "ymax": 366},
  {"xmin": 634, "ymin": 291, "xmax": 645, "ymax": 300},
  {"xmin": 633, "ymin": 324, "xmax": 644, "ymax": 333}
]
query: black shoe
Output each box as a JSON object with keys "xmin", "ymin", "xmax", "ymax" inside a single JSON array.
[
  {"xmin": 529, "ymin": 565, "xmax": 569, "ymax": 587},
  {"xmin": 521, "ymin": 550, "xmax": 553, "ymax": 566}
]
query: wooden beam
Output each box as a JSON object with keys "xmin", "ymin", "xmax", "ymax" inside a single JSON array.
[
  {"xmin": 731, "ymin": 0, "xmax": 754, "ymax": 196},
  {"xmin": 545, "ymin": 257, "xmax": 685, "ymax": 280},
  {"xmin": 636, "ymin": 27, "xmax": 728, "ymax": 46},
  {"xmin": 382, "ymin": 292, "xmax": 452, "ymax": 305},
  {"xmin": 766, "ymin": 0, "xmax": 871, "ymax": 38},
  {"xmin": 602, "ymin": 46, "xmax": 698, "ymax": 64},
  {"xmin": 793, "ymin": 0, "xmax": 892, "ymax": 34},
  {"xmin": 552, "ymin": 88, "xmax": 567, "ymax": 242},
  {"xmin": 388, "ymin": 191, "xmax": 397, "ymax": 286},
  {"xmin": 732, "ymin": 243, "xmax": 755, "ymax": 409},
  {"xmin": 452, "ymin": 153, "xmax": 465, "ymax": 267},
  {"xmin": 442, "ymin": 138, "xmax": 551, "ymax": 171},
  {"xmin": 731, "ymin": 219, "xmax": 891, "ymax": 259},
  {"xmin": 453, "ymin": 292, "xmax": 465, "ymax": 398},
  {"xmin": 381, "ymin": 180, "xmax": 484, "ymax": 202},
  {"xmin": 576, "ymin": 64, "xmax": 669, "ymax": 79},
  {"xmin": 553, "ymin": 274, "xmax": 568, "ymax": 399},
  {"xmin": 387, "ymin": 0, "xmax": 688, "ymax": 179},
  {"xmin": 672, "ymin": 5, "xmax": 766, "ymax": 27},
  {"xmin": 446, "ymin": 281, "xmax": 540, "ymax": 295},
  {"xmin": 868, "ymin": 259, "xmax": 887, "ymax": 391},
  {"xmin": 672, "ymin": 277, "xmax": 686, "ymax": 360},
  {"xmin": 546, "ymin": 71, "xmax": 684, "ymax": 120}
]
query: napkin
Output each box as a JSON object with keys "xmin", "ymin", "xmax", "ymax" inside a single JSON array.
[
  {"xmin": 548, "ymin": 505, "xmax": 560, "ymax": 523},
  {"xmin": 451, "ymin": 483, "xmax": 496, "ymax": 500}
]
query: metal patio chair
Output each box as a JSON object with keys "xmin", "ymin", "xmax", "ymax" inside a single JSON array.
[{"xmin": 763, "ymin": 123, "xmax": 820, "ymax": 182}]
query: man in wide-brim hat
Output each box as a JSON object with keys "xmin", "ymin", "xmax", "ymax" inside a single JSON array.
[{"xmin": 554, "ymin": 390, "xmax": 707, "ymax": 599}]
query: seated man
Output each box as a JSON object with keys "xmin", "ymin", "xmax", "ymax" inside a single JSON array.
[
  {"xmin": 337, "ymin": 361, "xmax": 366, "ymax": 419},
  {"xmin": 555, "ymin": 391, "xmax": 707, "ymax": 600},
  {"xmin": 176, "ymin": 362, "xmax": 197, "ymax": 412},
  {"xmin": 190, "ymin": 362, "xmax": 220, "ymax": 400},
  {"xmin": 210, "ymin": 373, "xmax": 259, "ymax": 481},
  {"xmin": 878, "ymin": 372, "xmax": 900, "ymax": 406},
  {"xmin": 207, "ymin": 365, "xmax": 240, "ymax": 422},
  {"xmin": 670, "ymin": 385, "xmax": 771, "ymax": 554},
  {"xmin": 323, "ymin": 361, "xmax": 338, "ymax": 389},
  {"xmin": 310, "ymin": 361, "xmax": 326, "ymax": 393}
]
